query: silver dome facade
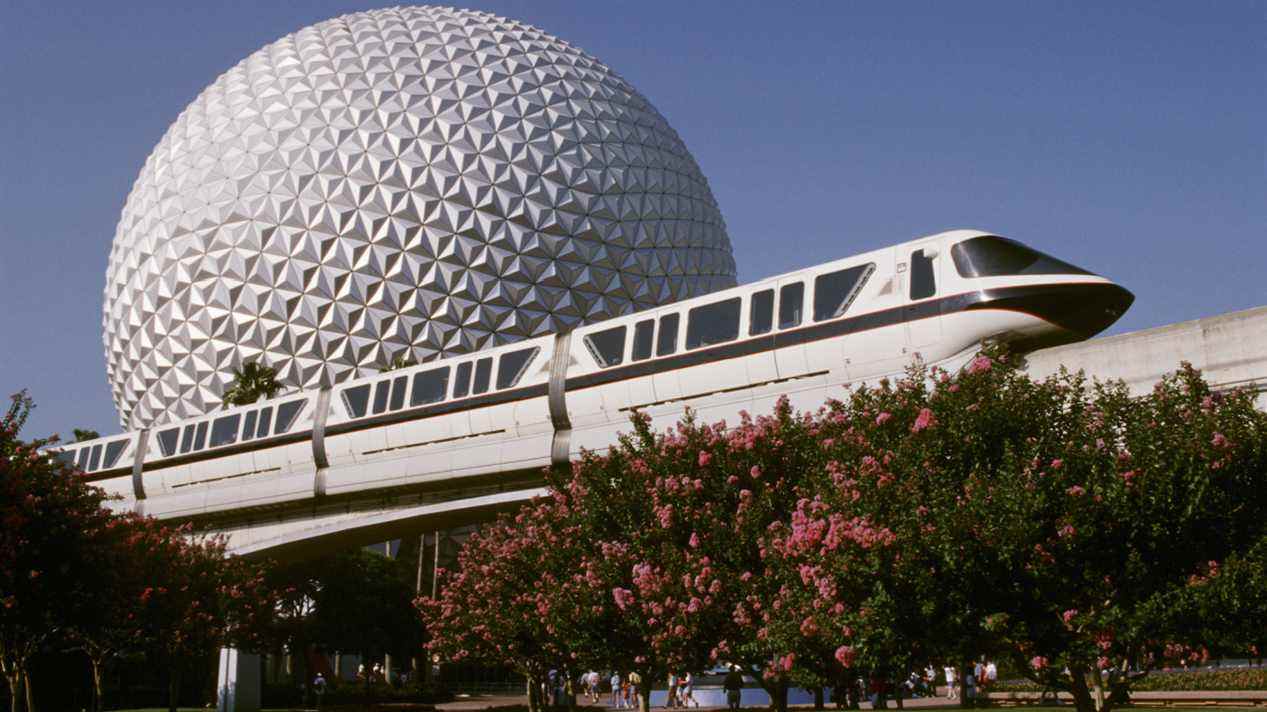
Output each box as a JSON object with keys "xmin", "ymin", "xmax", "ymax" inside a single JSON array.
[{"xmin": 104, "ymin": 6, "xmax": 736, "ymax": 429}]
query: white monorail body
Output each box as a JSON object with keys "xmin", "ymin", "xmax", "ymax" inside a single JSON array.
[{"xmin": 56, "ymin": 230, "xmax": 1133, "ymax": 521}]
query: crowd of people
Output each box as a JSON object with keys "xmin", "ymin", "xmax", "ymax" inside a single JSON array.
[
  {"xmin": 540, "ymin": 659, "xmax": 1000, "ymax": 710},
  {"xmin": 542, "ymin": 669, "xmax": 704, "ymax": 709},
  {"xmin": 830, "ymin": 660, "xmax": 999, "ymax": 709}
]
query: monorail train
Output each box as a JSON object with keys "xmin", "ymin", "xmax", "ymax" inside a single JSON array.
[{"xmin": 54, "ymin": 229, "xmax": 1133, "ymax": 520}]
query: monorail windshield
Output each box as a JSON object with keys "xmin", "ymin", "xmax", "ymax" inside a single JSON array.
[{"xmin": 951, "ymin": 236, "xmax": 1091, "ymax": 278}]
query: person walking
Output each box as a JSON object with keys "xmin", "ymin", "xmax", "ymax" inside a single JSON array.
[
  {"xmin": 589, "ymin": 671, "xmax": 602, "ymax": 703},
  {"xmin": 943, "ymin": 665, "xmax": 957, "ymax": 699},
  {"xmin": 724, "ymin": 665, "xmax": 744, "ymax": 711},
  {"xmin": 667, "ymin": 672, "xmax": 679, "ymax": 708},
  {"xmin": 611, "ymin": 672, "xmax": 623, "ymax": 708},
  {"xmin": 629, "ymin": 671, "xmax": 643, "ymax": 710},
  {"xmin": 680, "ymin": 672, "xmax": 696, "ymax": 708},
  {"xmin": 312, "ymin": 672, "xmax": 327, "ymax": 710}
]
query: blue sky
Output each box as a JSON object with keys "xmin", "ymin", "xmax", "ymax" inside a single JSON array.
[{"xmin": 1, "ymin": 1, "xmax": 1262, "ymax": 438}]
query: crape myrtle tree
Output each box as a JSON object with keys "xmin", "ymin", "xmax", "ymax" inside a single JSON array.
[
  {"xmin": 423, "ymin": 353, "xmax": 1267, "ymax": 712},
  {"xmin": 536, "ymin": 398, "xmax": 865, "ymax": 712},
  {"xmin": 67, "ymin": 513, "xmax": 273, "ymax": 712},
  {"xmin": 125, "ymin": 525, "xmax": 272, "ymax": 712},
  {"xmin": 766, "ymin": 354, "xmax": 1267, "ymax": 712},
  {"xmin": 758, "ymin": 356, "xmax": 1054, "ymax": 706},
  {"xmin": 0, "ymin": 391, "xmax": 273, "ymax": 712},
  {"xmin": 67, "ymin": 513, "xmax": 162, "ymax": 712},
  {"xmin": 0, "ymin": 392, "xmax": 113, "ymax": 712},
  {"xmin": 419, "ymin": 502, "xmax": 599, "ymax": 712},
  {"xmin": 958, "ymin": 363, "xmax": 1267, "ymax": 712},
  {"xmin": 1171, "ymin": 535, "xmax": 1267, "ymax": 665}
]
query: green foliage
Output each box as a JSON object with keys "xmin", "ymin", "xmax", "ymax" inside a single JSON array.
[
  {"xmin": 383, "ymin": 354, "xmax": 419, "ymax": 372},
  {"xmin": 223, "ymin": 360, "xmax": 282, "ymax": 406},
  {"xmin": 421, "ymin": 353, "xmax": 1267, "ymax": 712},
  {"xmin": 72, "ymin": 428, "xmax": 101, "ymax": 442},
  {"xmin": 418, "ymin": 503, "xmax": 593, "ymax": 712},
  {"xmin": 0, "ymin": 391, "xmax": 114, "ymax": 712},
  {"xmin": 0, "ymin": 391, "xmax": 270, "ymax": 712},
  {"xmin": 259, "ymin": 549, "xmax": 425, "ymax": 704}
]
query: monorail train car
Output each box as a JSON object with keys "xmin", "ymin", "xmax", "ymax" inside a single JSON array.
[{"xmin": 51, "ymin": 229, "xmax": 1133, "ymax": 519}]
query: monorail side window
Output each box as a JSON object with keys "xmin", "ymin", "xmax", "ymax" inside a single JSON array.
[
  {"xmin": 910, "ymin": 249, "xmax": 936, "ymax": 300},
  {"xmin": 343, "ymin": 385, "xmax": 371, "ymax": 418},
  {"xmin": 76, "ymin": 447, "xmax": 90, "ymax": 470},
  {"xmin": 210, "ymin": 415, "xmax": 240, "ymax": 448},
  {"xmin": 158, "ymin": 429, "xmax": 179, "ymax": 457},
  {"xmin": 497, "ymin": 348, "xmax": 538, "ymax": 389},
  {"xmin": 657, "ymin": 313, "xmax": 680, "ymax": 356},
  {"xmin": 584, "ymin": 325, "xmax": 627, "ymax": 368},
  {"xmin": 88, "ymin": 444, "xmax": 103, "ymax": 471},
  {"xmin": 631, "ymin": 320, "xmax": 655, "ymax": 361},
  {"xmin": 687, "ymin": 297, "xmax": 741, "ymax": 350},
  {"xmin": 179, "ymin": 425, "xmax": 195, "ymax": 454},
  {"xmin": 103, "ymin": 440, "xmax": 128, "ymax": 469},
  {"xmin": 454, "ymin": 362, "xmax": 473, "ymax": 398},
  {"xmin": 749, "ymin": 289, "xmax": 774, "ymax": 336},
  {"xmin": 54, "ymin": 450, "xmax": 76, "ymax": 467},
  {"xmin": 193, "ymin": 422, "xmax": 208, "ymax": 451},
  {"xmin": 274, "ymin": 400, "xmax": 304, "ymax": 433},
  {"xmin": 256, "ymin": 406, "xmax": 273, "ymax": 438},
  {"xmin": 372, "ymin": 380, "xmax": 391, "ymax": 415},
  {"xmin": 473, "ymin": 358, "xmax": 493, "ymax": 394},
  {"xmin": 778, "ymin": 283, "xmax": 804, "ymax": 329},
  {"xmin": 389, "ymin": 376, "xmax": 408, "ymax": 411},
  {"xmin": 242, "ymin": 410, "xmax": 258, "ymax": 442},
  {"xmin": 411, "ymin": 367, "xmax": 450, "ymax": 406},
  {"xmin": 814, "ymin": 263, "xmax": 875, "ymax": 322}
]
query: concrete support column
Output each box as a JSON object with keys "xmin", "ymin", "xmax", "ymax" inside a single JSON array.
[{"xmin": 217, "ymin": 648, "xmax": 261, "ymax": 712}]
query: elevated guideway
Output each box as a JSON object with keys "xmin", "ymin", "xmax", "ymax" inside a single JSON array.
[{"xmin": 1025, "ymin": 304, "xmax": 1267, "ymax": 408}]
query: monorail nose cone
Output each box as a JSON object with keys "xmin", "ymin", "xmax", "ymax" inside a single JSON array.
[
  {"xmin": 1035, "ymin": 282, "xmax": 1135, "ymax": 339},
  {"xmin": 1072, "ymin": 283, "xmax": 1134, "ymax": 338}
]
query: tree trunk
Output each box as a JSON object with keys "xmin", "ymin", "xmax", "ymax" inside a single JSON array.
[
  {"xmin": 638, "ymin": 674, "xmax": 652, "ymax": 712},
  {"xmin": 755, "ymin": 673, "xmax": 785, "ymax": 709},
  {"xmin": 6, "ymin": 668, "xmax": 24, "ymax": 712},
  {"xmin": 22, "ymin": 667, "xmax": 34, "ymax": 712},
  {"xmin": 814, "ymin": 686, "xmax": 825, "ymax": 710},
  {"xmin": 167, "ymin": 662, "xmax": 181, "ymax": 712},
  {"xmin": 894, "ymin": 681, "xmax": 904, "ymax": 709},
  {"xmin": 526, "ymin": 672, "xmax": 541, "ymax": 712},
  {"xmin": 89, "ymin": 653, "xmax": 106, "ymax": 712},
  {"xmin": 1067, "ymin": 667, "xmax": 1097, "ymax": 712}
]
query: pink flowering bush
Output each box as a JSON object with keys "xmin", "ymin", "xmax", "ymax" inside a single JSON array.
[
  {"xmin": 540, "ymin": 400, "xmax": 826, "ymax": 712},
  {"xmin": 421, "ymin": 352, "xmax": 1267, "ymax": 712},
  {"xmin": 417, "ymin": 502, "xmax": 592, "ymax": 712}
]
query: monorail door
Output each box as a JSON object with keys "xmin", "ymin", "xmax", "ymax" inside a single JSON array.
[{"xmin": 903, "ymin": 241, "xmax": 943, "ymax": 359}]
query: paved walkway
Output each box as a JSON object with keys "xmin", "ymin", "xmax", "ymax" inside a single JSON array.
[
  {"xmin": 433, "ymin": 695, "xmax": 985, "ymax": 711},
  {"xmin": 432, "ymin": 690, "xmax": 1267, "ymax": 712}
]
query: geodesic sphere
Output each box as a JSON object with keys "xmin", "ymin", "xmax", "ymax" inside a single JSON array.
[{"xmin": 103, "ymin": 5, "xmax": 736, "ymax": 429}]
